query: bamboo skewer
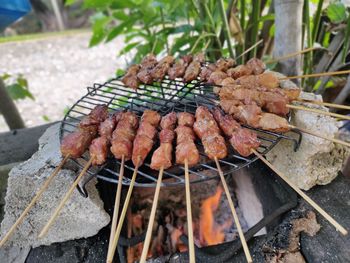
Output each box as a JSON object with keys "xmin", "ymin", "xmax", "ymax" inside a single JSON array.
[
  {"xmin": 139, "ymin": 167, "xmax": 164, "ymax": 263},
  {"xmin": 214, "ymin": 157, "xmax": 253, "ymax": 263},
  {"xmin": 289, "ymin": 125, "xmax": 350, "ymax": 147},
  {"xmin": 287, "ymin": 104, "xmax": 350, "ymax": 121},
  {"xmin": 107, "ymin": 155, "xmax": 125, "ymax": 254},
  {"xmin": 38, "ymin": 157, "xmax": 94, "ymax": 238},
  {"xmin": 235, "ymin": 39, "xmax": 263, "ymax": 60},
  {"xmin": 266, "ymin": 47, "xmax": 319, "ymax": 64},
  {"xmin": 107, "ymin": 159, "xmax": 140, "ymax": 263},
  {"xmin": 296, "ymin": 99, "xmax": 350, "ymax": 111},
  {"xmin": 252, "ymin": 149, "xmax": 348, "ymax": 236},
  {"xmin": 184, "ymin": 159, "xmax": 196, "ymax": 263},
  {"xmin": 0, "ymin": 154, "xmax": 70, "ymax": 247},
  {"xmin": 280, "ymin": 69, "xmax": 350, "ymax": 80}
]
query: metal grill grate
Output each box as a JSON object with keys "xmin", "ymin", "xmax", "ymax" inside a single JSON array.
[{"xmin": 59, "ymin": 77, "xmax": 302, "ymax": 195}]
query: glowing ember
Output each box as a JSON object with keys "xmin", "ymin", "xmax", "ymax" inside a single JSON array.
[{"xmin": 199, "ymin": 186, "xmax": 226, "ymax": 246}]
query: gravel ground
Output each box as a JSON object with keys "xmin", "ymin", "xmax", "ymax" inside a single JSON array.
[{"xmin": 0, "ymin": 32, "xmax": 128, "ymax": 132}]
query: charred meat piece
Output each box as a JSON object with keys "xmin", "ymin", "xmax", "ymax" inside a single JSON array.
[
  {"xmin": 246, "ymin": 58, "xmax": 266, "ymax": 75},
  {"xmin": 229, "ymin": 128, "xmax": 260, "ymax": 157},
  {"xmin": 177, "ymin": 112, "xmax": 195, "ymax": 128},
  {"xmin": 60, "ymin": 130, "xmax": 94, "ymax": 158},
  {"xmin": 160, "ymin": 112, "xmax": 177, "ymax": 130},
  {"xmin": 199, "ymin": 67, "xmax": 214, "ymax": 81},
  {"xmin": 212, "ymin": 107, "xmax": 240, "ymax": 137},
  {"xmin": 137, "ymin": 54, "xmax": 158, "ymax": 84},
  {"xmin": 184, "ymin": 61, "xmax": 201, "ymax": 83},
  {"xmin": 132, "ymin": 110, "xmax": 161, "ymax": 166},
  {"xmin": 215, "ymin": 58, "xmax": 235, "ymax": 71},
  {"xmin": 110, "ymin": 111, "xmax": 139, "ymax": 160},
  {"xmin": 79, "ymin": 105, "xmax": 109, "ymax": 127},
  {"xmin": 207, "ymin": 70, "xmax": 228, "ymax": 85},
  {"xmin": 141, "ymin": 109, "xmax": 162, "ymax": 127},
  {"xmin": 193, "ymin": 52, "xmax": 205, "ymax": 63},
  {"xmin": 121, "ymin": 64, "xmax": 140, "ymax": 89},
  {"xmin": 175, "ymin": 126, "xmax": 196, "ymax": 144},
  {"xmin": 168, "ymin": 55, "xmax": 193, "ymax": 80},
  {"xmin": 175, "ymin": 141, "xmax": 200, "ymax": 166},
  {"xmin": 90, "ymin": 136, "xmax": 109, "ymax": 166},
  {"xmin": 227, "ymin": 65, "xmax": 253, "ymax": 79},
  {"xmin": 258, "ymin": 113, "xmax": 290, "ymax": 132},
  {"xmin": 151, "ymin": 55, "xmax": 175, "ymax": 80},
  {"xmin": 98, "ymin": 113, "xmax": 120, "ymax": 140},
  {"xmin": 194, "ymin": 106, "xmax": 227, "ymax": 160}
]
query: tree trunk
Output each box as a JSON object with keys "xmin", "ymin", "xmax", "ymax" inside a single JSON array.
[
  {"xmin": 0, "ymin": 78, "xmax": 25, "ymax": 130},
  {"xmin": 274, "ymin": 0, "xmax": 303, "ymax": 83}
]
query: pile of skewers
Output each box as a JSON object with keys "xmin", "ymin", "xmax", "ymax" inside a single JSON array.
[{"xmin": 1, "ymin": 48, "xmax": 350, "ymax": 263}]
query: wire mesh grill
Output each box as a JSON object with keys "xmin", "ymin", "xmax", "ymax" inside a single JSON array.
[{"xmin": 59, "ymin": 77, "xmax": 302, "ymax": 191}]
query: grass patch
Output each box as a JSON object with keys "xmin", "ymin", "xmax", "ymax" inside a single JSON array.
[{"xmin": 0, "ymin": 29, "xmax": 90, "ymax": 44}]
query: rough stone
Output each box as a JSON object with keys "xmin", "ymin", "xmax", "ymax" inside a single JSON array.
[
  {"xmin": 0, "ymin": 124, "xmax": 110, "ymax": 253},
  {"xmin": 266, "ymin": 91, "xmax": 350, "ymax": 190}
]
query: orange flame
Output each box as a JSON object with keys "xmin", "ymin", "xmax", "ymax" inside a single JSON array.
[{"xmin": 199, "ymin": 186, "xmax": 225, "ymax": 246}]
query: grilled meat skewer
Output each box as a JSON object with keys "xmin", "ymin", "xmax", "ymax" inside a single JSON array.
[
  {"xmin": 151, "ymin": 112, "xmax": 177, "ymax": 170},
  {"xmin": 132, "ymin": 110, "xmax": 161, "ymax": 166},
  {"xmin": 151, "ymin": 55, "xmax": 175, "ymax": 81},
  {"xmin": 175, "ymin": 112, "xmax": 200, "ymax": 166},
  {"xmin": 168, "ymin": 55, "xmax": 193, "ymax": 80},
  {"xmin": 121, "ymin": 65, "xmax": 140, "ymax": 90},
  {"xmin": 137, "ymin": 54, "xmax": 158, "ymax": 84},
  {"xmin": 212, "ymin": 107, "xmax": 260, "ymax": 157},
  {"xmin": 193, "ymin": 106, "xmax": 227, "ymax": 160}
]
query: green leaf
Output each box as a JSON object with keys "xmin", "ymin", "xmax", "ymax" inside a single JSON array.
[
  {"xmin": 83, "ymin": 0, "xmax": 112, "ymax": 9},
  {"xmin": 119, "ymin": 42, "xmax": 140, "ymax": 55},
  {"xmin": 116, "ymin": 69, "xmax": 125, "ymax": 77},
  {"xmin": 42, "ymin": 115, "xmax": 51, "ymax": 122},
  {"xmin": 89, "ymin": 16, "xmax": 110, "ymax": 47},
  {"xmin": 65, "ymin": 0, "xmax": 76, "ymax": 6},
  {"xmin": 17, "ymin": 76, "xmax": 28, "ymax": 88},
  {"xmin": 327, "ymin": 2, "xmax": 347, "ymax": 24},
  {"xmin": 259, "ymin": 13, "xmax": 275, "ymax": 22},
  {"xmin": 1, "ymin": 73, "xmax": 11, "ymax": 81},
  {"xmin": 6, "ymin": 84, "xmax": 34, "ymax": 101},
  {"xmin": 112, "ymin": 10, "xmax": 129, "ymax": 21}
]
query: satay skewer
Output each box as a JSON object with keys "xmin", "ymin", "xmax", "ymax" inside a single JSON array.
[
  {"xmin": 0, "ymin": 154, "xmax": 70, "ymax": 247},
  {"xmin": 280, "ymin": 69, "xmax": 350, "ymax": 80},
  {"xmin": 296, "ymin": 99, "xmax": 350, "ymax": 111},
  {"xmin": 252, "ymin": 149, "xmax": 348, "ymax": 236},
  {"xmin": 139, "ymin": 167, "xmax": 164, "ymax": 263},
  {"xmin": 266, "ymin": 47, "xmax": 319, "ymax": 64},
  {"xmin": 235, "ymin": 39, "xmax": 263, "ymax": 60},
  {"xmin": 288, "ymin": 125, "xmax": 350, "ymax": 147},
  {"xmin": 38, "ymin": 157, "xmax": 94, "ymax": 238},
  {"xmin": 287, "ymin": 104, "xmax": 350, "ymax": 121},
  {"xmin": 184, "ymin": 158, "xmax": 196, "ymax": 263},
  {"xmin": 107, "ymin": 155, "xmax": 125, "ymax": 253},
  {"xmin": 214, "ymin": 157, "xmax": 253, "ymax": 263},
  {"xmin": 107, "ymin": 160, "xmax": 140, "ymax": 263}
]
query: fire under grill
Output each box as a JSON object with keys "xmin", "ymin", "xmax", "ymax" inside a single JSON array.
[{"xmin": 59, "ymin": 77, "xmax": 302, "ymax": 196}]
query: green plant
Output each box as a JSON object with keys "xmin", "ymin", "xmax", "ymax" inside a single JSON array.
[
  {"xmin": 67, "ymin": 0, "xmax": 275, "ymax": 63},
  {"xmin": 1, "ymin": 73, "xmax": 34, "ymax": 101}
]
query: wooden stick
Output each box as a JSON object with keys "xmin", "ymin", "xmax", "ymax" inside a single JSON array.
[
  {"xmin": 38, "ymin": 157, "xmax": 93, "ymax": 238},
  {"xmin": 266, "ymin": 47, "xmax": 318, "ymax": 64},
  {"xmin": 106, "ymin": 160, "xmax": 140, "ymax": 263},
  {"xmin": 296, "ymin": 99, "xmax": 350, "ymax": 111},
  {"xmin": 139, "ymin": 167, "xmax": 164, "ymax": 263},
  {"xmin": 214, "ymin": 157, "xmax": 253, "ymax": 263},
  {"xmin": 252, "ymin": 149, "xmax": 348, "ymax": 235},
  {"xmin": 107, "ymin": 155, "xmax": 125, "ymax": 254},
  {"xmin": 0, "ymin": 154, "xmax": 70, "ymax": 247},
  {"xmin": 280, "ymin": 69, "xmax": 350, "ymax": 80},
  {"xmin": 184, "ymin": 159, "xmax": 196, "ymax": 263},
  {"xmin": 287, "ymin": 104, "xmax": 350, "ymax": 121},
  {"xmin": 235, "ymin": 39, "xmax": 263, "ymax": 60},
  {"xmin": 289, "ymin": 125, "xmax": 350, "ymax": 147}
]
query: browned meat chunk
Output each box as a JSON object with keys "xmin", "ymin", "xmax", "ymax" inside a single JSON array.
[
  {"xmin": 177, "ymin": 112, "xmax": 195, "ymax": 127},
  {"xmin": 175, "ymin": 126, "xmax": 196, "ymax": 144},
  {"xmin": 160, "ymin": 112, "xmax": 177, "ymax": 130},
  {"xmin": 202, "ymin": 134, "xmax": 227, "ymax": 159},
  {"xmin": 207, "ymin": 71, "xmax": 228, "ymax": 85},
  {"xmin": 212, "ymin": 107, "xmax": 241, "ymax": 137},
  {"xmin": 141, "ymin": 110, "xmax": 161, "ymax": 127},
  {"xmin": 137, "ymin": 54, "xmax": 158, "ymax": 84},
  {"xmin": 246, "ymin": 58, "xmax": 266, "ymax": 75},
  {"xmin": 168, "ymin": 56, "xmax": 193, "ymax": 80},
  {"xmin": 193, "ymin": 53, "xmax": 205, "ymax": 63},
  {"xmin": 60, "ymin": 130, "xmax": 94, "ymax": 158},
  {"xmin": 98, "ymin": 114, "xmax": 118, "ymax": 140},
  {"xmin": 199, "ymin": 67, "xmax": 214, "ymax": 81},
  {"xmin": 258, "ymin": 113, "xmax": 290, "ymax": 132},
  {"xmin": 132, "ymin": 135, "xmax": 154, "ymax": 166},
  {"xmin": 184, "ymin": 61, "xmax": 201, "ymax": 83},
  {"xmin": 229, "ymin": 129, "xmax": 260, "ymax": 157},
  {"xmin": 90, "ymin": 137, "xmax": 109, "ymax": 166},
  {"xmin": 215, "ymin": 58, "xmax": 235, "ymax": 71},
  {"xmin": 227, "ymin": 65, "xmax": 253, "ymax": 79},
  {"xmin": 151, "ymin": 55, "xmax": 175, "ymax": 80},
  {"xmin": 121, "ymin": 64, "xmax": 140, "ymax": 89},
  {"xmin": 150, "ymin": 143, "xmax": 173, "ymax": 170},
  {"xmin": 175, "ymin": 142, "xmax": 200, "ymax": 166},
  {"xmin": 159, "ymin": 129, "xmax": 175, "ymax": 143}
]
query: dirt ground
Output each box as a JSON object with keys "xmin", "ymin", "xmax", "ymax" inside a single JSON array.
[{"xmin": 0, "ymin": 32, "xmax": 128, "ymax": 132}]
